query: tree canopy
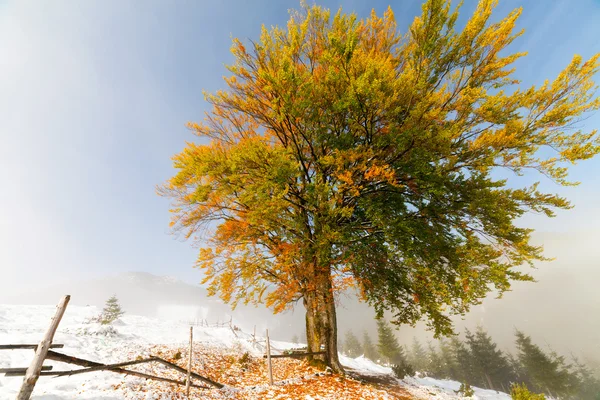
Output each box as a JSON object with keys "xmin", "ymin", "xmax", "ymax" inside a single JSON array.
[{"xmin": 160, "ymin": 0, "xmax": 600, "ymax": 371}]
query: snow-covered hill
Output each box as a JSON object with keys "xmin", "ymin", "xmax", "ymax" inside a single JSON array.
[
  {"xmin": 0, "ymin": 304, "xmax": 511, "ymax": 399},
  {"xmin": 0, "ymin": 272, "xmax": 381, "ymax": 345}
]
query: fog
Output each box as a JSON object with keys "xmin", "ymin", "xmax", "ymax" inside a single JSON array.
[
  {"xmin": 398, "ymin": 231, "xmax": 600, "ymax": 362},
  {"xmin": 2, "ymin": 229, "xmax": 598, "ymax": 364}
]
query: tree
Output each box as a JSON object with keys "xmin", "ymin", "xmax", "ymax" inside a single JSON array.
[
  {"xmin": 465, "ymin": 327, "xmax": 515, "ymax": 390},
  {"xmin": 508, "ymin": 351, "xmax": 532, "ymax": 390},
  {"xmin": 99, "ymin": 295, "xmax": 124, "ymax": 325},
  {"xmin": 515, "ymin": 330, "xmax": 579, "ymax": 398},
  {"xmin": 426, "ymin": 341, "xmax": 446, "ymax": 378},
  {"xmin": 409, "ymin": 338, "xmax": 429, "ymax": 373},
  {"xmin": 376, "ymin": 319, "xmax": 405, "ymax": 365},
  {"xmin": 375, "ymin": 320, "xmax": 413, "ymax": 377},
  {"xmin": 362, "ymin": 330, "xmax": 379, "ymax": 361},
  {"xmin": 572, "ymin": 356, "xmax": 600, "ymax": 400},
  {"xmin": 392, "ymin": 355, "xmax": 416, "ymax": 379},
  {"xmin": 449, "ymin": 335, "xmax": 478, "ymax": 385},
  {"xmin": 344, "ymin": 330, "xmax": 362, "ymax": 357},
  {"xmin": 160, "ymin": 0, "xmax": 600, "ymax": 372},
  {"xmin": 439, "ymin": 338, "xmax": 462, "ymax": 380},
  {"xmin": 292, "ymin": 334, "xmax": 300, "ymax": 345}
]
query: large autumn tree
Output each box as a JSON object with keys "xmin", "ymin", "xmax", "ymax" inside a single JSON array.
[{"xmin": 160, "ymin": 0, "xmax": 600, "ymax": 372}]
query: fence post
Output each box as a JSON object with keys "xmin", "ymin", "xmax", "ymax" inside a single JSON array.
[
  {"xmin": 228, "ymin": 316, "xmax": 238, "ymax": 338},
  {"xmin": 266, "ymin": 329, "xmax": 273, "ymax": 385},
  {"xmin": 17, "ymin": 295, "xmax": 70, "ymax": 400},
  {"xmin": 186, "ymin": 326, "xmax": 193, "ymax": 397}
]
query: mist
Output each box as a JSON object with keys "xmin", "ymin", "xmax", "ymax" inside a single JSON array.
[{"xmin": 2, "ymin": 228, "xmax": 598, "ymax": 365}]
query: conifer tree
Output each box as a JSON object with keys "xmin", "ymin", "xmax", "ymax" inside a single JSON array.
[
  {"xmin": 363, "ymin": 331, "xmax": 379, "ymax": 361},
  {"xmin": 426, "ymin": 342, "xmax": 446, "ymax": 378},
  {"xmin": 439, "ymin": 338, "xmax": 461, "ymax": 380},
  {"xmin": 507, "ymin": 351, "xmax": 531, "ymax": 389},
  {"xmin": 466, "ymin": 327, "xmax": 515, "ymax": 390},
  {"xmin": 392, "ymin": 347, "xmax": 416, "ymax": 379},
  {"xmin": 99, "ymin": 295, "xmax": 124, "ymax": 325},
  {"xmin": 449, "ymin": 336, "xmax": 477, "ymax": 385},
  {"xmin": 515, "ymin": 330, "xmax": 578, "ymax": 398},
  {"xmin": 344, "ymin": 330, "xmax": 363, "ymax": 358},
  {"xmin": 376, "ymin": 319, "xmax": 403, "ymax": 365},
  {"xmin": 409, "ymin": 338, "xmax": 429, "ymax": 373},
  {"xmin": 572, "ymin": 357, "xmax": 600, "ymax": 400}
]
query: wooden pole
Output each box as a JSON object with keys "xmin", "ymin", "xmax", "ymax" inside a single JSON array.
[
  {"xmin": 152, "ymin": 358, "xmax": 223, "ymax": 388},
  {"xmin": 36, "ymin": 351, "xmax": 210, "ymax": 389},
  {"xmin": 186, "ymin": 326, "xmax": 193, "ymax": 397},
  {"xmin": 52, "ymin": 357, "xmax": 159, "ymax": 377},
  {"xmin": 262, "ymin": 351, "xmax": 326, "ymax": 359},
  {"xmin": 266, "ymin": 329, "xmax": 273, "ymax": 385},
  {"xmin": 0, "ymin": 344, "xmax": 64, "ymax": 350},
  {"xmin": 0, "ymin": 366, "xmax": 53, "ymax": 374},
  {"xmin": 17, "ymin": 295, "xmax": 70, "ymax": 400}
]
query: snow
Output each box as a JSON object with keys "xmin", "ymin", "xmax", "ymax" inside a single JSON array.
[
  {"xmin": 401, "ymin": 376, "xmax": 511, "ymax": 399},
  {"xmin": 339, "ymin": 354, "xmax": 393, "ymax": 375},
  {"xmin": 0, "ymin": 304, "xmax": 512, "ymax": 399},
  {"xmin": 0, "ymin": 304, "xmax": 245, "ymax": 399}
]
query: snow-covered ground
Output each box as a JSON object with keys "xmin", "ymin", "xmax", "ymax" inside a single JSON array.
[
  {"xmin": 340, "ymin": 355, "xmax": 510, "ymax": 400},
  {"xmin": 0, "ymin": 304, "xmax": 511, "ymax": 399},
  {"xmin": 402, "ymin": 376, "xmax": 511, "ymax": 400}
]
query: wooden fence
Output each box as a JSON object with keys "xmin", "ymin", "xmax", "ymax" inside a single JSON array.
[
  {"xmin": 1, "ymin": 295, "xmax": 329, "ymax": 397},
  {"xmin": 0, "ymin": 295, "xmax": 223, "ymax": 400}
]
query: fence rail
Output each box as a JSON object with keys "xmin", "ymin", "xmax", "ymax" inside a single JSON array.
[
  {"xmin": 0, "ymin": 295, "xmax": 224, "ymax": 399},
  {"xmin": 1, "ymin": 296, "xmax": 323, "ymax": 398},
  {"xmin": 262, "ymin": 351, "xmax": 326, "ymax": 359},
  {"xmin": 0, "ymin": 344, "xmax": 64, "ymax": 350}
]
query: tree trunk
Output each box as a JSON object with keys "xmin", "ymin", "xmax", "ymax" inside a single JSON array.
[{"xmin": 303, "ymin": 267, "xmax": 344, "ymax": 374}]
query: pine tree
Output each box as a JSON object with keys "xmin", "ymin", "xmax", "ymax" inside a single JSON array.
[
  {"xmin": 439, "ymin": 338, "xmax": 461, "ymax": 380},
  {"xmin": 363, "ymin": 331, "xmax": 379, "ymax": 361},
  {"xmin": 507, "ymin": 351, "xmax": 531, "ymax": 389},
  {"xmin": 409, "ymin": 338, "xmax": 429, "ymax": 373},
  {"xmin": 515, "ymin": 330, "xmax": 578, "ymax": 398},
  {"xmin": 392, "ymin": 350, "xmax": 416, "ymax": 379},
  {"xmin": 344, "ymin": 330, "xmax": 363, "ymax": 358},
  {"xmin": 572, "ymin": 357, "xmax": 600, "ymax": 400},
  {"xmin": 426, "ymin": 342, "xmax": 446, "ymax": 378},
  {"xmin": 466, "ymin": 327, "xmax": 515, "ymax": 391},
  {"xmin": 99, "ymin": 295, "xmax": 124, "ymax": 325},
  {"xmin": 376, "ymin": 319, "xmax": 403, "ymax": 365},
  {"xmin": 449, "ymin": 336, "xmax": 478, "ymax": 385}
]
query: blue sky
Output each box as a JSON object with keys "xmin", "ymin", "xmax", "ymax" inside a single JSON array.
[{"xmin": 1, "ymin": 0, "xmax": 599, "ymax": 291}]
